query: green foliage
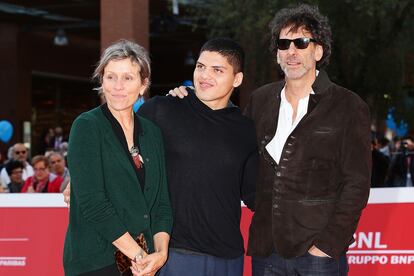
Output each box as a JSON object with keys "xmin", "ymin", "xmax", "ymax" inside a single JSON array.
[
  {"xmin": 191, "ymin": 0, "xmax": 414, "ymax": 129},
  {"xmin": 318, "ymin": 0, "xmax": 414, "ymax": 126}
]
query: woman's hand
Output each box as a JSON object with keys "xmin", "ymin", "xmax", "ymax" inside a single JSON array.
[
  {"xmin": 308, "ymin": 245, "xmax": 331, "ymax": 257},
  {"xmin": 130, "ymin": 231, "xmax": 170, "ymax": 275},
  {"xmin": 131, "ymin": 251, "xmax": 167, "ymax": 276},
  {"xmin": 63, "ymin": 182, "xmax": 70, "ymax": 207}
]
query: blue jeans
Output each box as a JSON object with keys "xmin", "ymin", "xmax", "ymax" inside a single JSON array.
[
  {"xmin": 157, "ymin": 248, "xmax": 244, "ymax": 276},
  {"xmin": 252, "ymin": 252, "xmax": 348, "ymax": 276}
]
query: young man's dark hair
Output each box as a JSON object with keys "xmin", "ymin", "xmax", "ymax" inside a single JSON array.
[
  {"xmin": 268, "ymin": 4, "xmax": 332, "ymax": 68},
  {"xmin": 5, "ymin": 160, "xmax": 24, "ymax": 176},
  {"xmin": 199, "ymin": 37, "xmax": 245, "ymax": 73}
]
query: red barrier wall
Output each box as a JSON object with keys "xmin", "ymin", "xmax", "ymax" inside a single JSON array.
[{"xmin": 1, "ymin": 188, "xmax": 413, "ymax": 275}]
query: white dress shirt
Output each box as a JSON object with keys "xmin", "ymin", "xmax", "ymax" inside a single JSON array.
[{"xmin": 266, "ymin": 87, "xmax": 314, "ymax": 164}]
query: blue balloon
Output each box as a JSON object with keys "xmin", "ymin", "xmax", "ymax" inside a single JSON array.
[
  {"xmin": 133, "ymin": 97, "xmax": 145, "ymax": 112},
  {"xmin": 0, "ymin": 120, "xmax": 13, "ymax": 143},
  {"xmin": 396, "ymin": 121, "xmax": 408, "ymax": 137},
  {"xmin": 385, "ymin": 108, "xmax": 397, "ymax": 131},
  {"xmin": 386, "ymin": 116, "xmax": 396, "ymax": 131}
]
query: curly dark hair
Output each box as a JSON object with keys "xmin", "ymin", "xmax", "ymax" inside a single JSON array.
[
  {"xmin": 5, "ymin": 160, "xmax": 24, "ymax": 176},
  {"xmin": 269, "ymin": 4, "xmax": 332, "ymax": 68}
]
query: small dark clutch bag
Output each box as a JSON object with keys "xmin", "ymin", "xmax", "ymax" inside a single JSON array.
[{"xmin": 114, "ymin": 233, "xmax": 149, "ymax": 276}]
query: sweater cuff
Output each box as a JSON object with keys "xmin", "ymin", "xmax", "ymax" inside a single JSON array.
[
  {"xmin": 152, "ymin": 219, "xmax": 173, "ymax": 236},
  {"xmin": 92, "ymin": 216, "xmax": 127, "ymax": 243}
]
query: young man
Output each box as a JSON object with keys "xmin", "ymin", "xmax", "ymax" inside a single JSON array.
[
  {"xmin": 245, "ymin": 4, "xmax": 371, "ymax": 275},
  {"xmin": 138, "ymin": 38, "xmax": 258, "ymax": 276}
]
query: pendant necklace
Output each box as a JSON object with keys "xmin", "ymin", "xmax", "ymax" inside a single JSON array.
[
  {"xmin": 130, "ymin": 145, "xmax": 143, "ymax": 169},
  {"xmin": 128, "ymin": 113, "xmax": 143, "ymax": 169}
]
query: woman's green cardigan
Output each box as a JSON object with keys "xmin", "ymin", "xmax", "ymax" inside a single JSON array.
[{"xmin": 63, "ymin": 106, "xmax": 172, "ymax": 276}]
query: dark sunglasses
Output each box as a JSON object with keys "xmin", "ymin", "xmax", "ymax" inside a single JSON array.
[
  {"xmin": 277, "ymin": 38, "xmax": 317, "ymax": 50},
  {"xmin": 15, "ymin": 150, "xmax": 27, "ymax": 155}
]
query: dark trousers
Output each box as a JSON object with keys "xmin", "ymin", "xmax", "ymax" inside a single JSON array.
[
  {"xmin": 252, "ymin": 252, "xmax": 348, "ymax": 276},
  {"xmin": 77, "ymin": 263, "xmax": 119, "ymax": 276},
  {"xmin": 157, "ymin": 248, "xmax": 244, "ymax": 276}
]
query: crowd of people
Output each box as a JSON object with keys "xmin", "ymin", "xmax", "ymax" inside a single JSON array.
[
  {"xmin": 371, "ymin": 135, "xmax": 414, "ymax": 187},
  {"xmin": 2, "ymin": 134, "xmax": 408, "ymax": 194},
  {"xmin": 0, "ymin": 140, "xmax": 70, "ymax": 193},
  {"xmin": 41, "ymin": 126, "xmax": 69, "ymax": 156}
]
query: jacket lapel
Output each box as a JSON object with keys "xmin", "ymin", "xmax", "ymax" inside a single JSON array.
[
  {"xmin": 262, "ymin": 83, "xmax": 283, "ymax": 165},
  {"xmin": 264, "ymin": 83, "xmax": 283, "ymax": 140},
  {"xmin": 288, "ymin": 71, "xmax": 331, "ymax": 135},
  {"xmin": 262, "ymin": 71, "xmax": 331, "ymax": 165}
]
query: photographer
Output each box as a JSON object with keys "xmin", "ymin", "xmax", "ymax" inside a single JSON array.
[{"xmin": 386, "ymin": 136, "xmax": 414, "ymax": 187}]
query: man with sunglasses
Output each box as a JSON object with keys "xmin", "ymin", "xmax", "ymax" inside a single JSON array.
[
  {"xmin": 0, "ymin": 143, "xmax": 34, "ymax": 191},
  {"xmin": 245, "ymin": 4, "xmax": 371, "ymax": 275}
]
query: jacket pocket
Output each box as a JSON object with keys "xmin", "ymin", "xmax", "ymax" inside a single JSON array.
[
  {"xmin": 298, "ymin": 198, "xmax": 336, "ymax": 206},
  {"xmin": 312, "ymin": 127, "xmax": 334, "ymax": 135}
]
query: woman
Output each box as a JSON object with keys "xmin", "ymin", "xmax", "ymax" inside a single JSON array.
[
  {"xmin": 4, "ymin": 160, "xmax": 25, "ymax": 193},
  {"xmin": 21, "ymin": 155, "xmax": 62, "ymax": 193},
  {"xmin": 63, "ymin": 40, "xmax": 172, "ymax": 276}
]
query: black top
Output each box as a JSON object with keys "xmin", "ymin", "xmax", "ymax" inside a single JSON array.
[
  {"xmin": 100, "ymin": 103, "xmax": 145, "ymax": 190},
  {"xmin": 138, "ymin": 91, "xmax": 258, "ymax": 258},
  {"xmin": 7, "ymin": 181, "xmax": 23, "ymax": 193}
]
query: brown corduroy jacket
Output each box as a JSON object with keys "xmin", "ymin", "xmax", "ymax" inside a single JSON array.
[{"xmin": 244, "ymin": 70, "xmax": 371, "ymax": 260}]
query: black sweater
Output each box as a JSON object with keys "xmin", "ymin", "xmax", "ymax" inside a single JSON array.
[{"xmin": 138, "ymin": 92, "xmax": 258, "ymax": 258}]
